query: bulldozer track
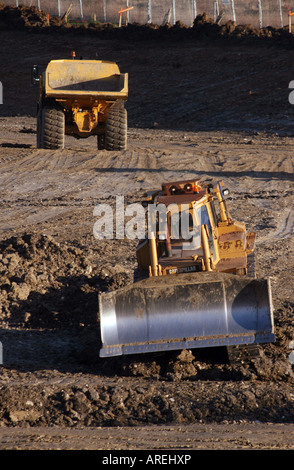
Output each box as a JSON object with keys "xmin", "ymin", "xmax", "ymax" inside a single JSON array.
[{"xmin": 226, "ymin": 344, "xmax": 263, "ymax": 365}]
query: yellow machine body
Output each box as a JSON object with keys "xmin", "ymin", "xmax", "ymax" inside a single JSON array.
[
  {"xmin": 99, "ymin": 179, "xmax": 275, "ymax": 358},
  {"xmin": 44, "ymin": 59, "xmax": 128, "ymax": 136},
  {"xmin": 33, "ymin": 58, "xmax": 128, "ymax": 149},
  {"xmin": 136, "ymin": 179, "xmax": 255, "ymax": 277}
]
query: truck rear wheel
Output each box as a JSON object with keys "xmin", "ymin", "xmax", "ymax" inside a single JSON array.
[
  {"xmin": 39, "ymin": 106, "xmax": 65, "ymax": 150},
  {"xmin": 105, "ymin": 101, "xmax": 127, "ymax": 151}
]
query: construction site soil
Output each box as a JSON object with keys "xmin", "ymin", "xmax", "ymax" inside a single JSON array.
[{"xmin": 0, "ymin": 5, "xmax": 293, "ymax": 451}]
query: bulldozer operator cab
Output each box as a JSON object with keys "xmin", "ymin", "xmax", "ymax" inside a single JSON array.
[
  {"xmin": 168, "ymin": 205, "xmax": 207, "ymax": 252},
  {"xmin": 161, "ymin": 203, "xmax": 218, "ymax": 271},
  {"xmin": 148, "ymin": 180, "xmax": 221, "ymax": 275}
]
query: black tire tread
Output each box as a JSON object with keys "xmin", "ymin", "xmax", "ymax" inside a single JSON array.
[
  {"xmin": 105, "ymin": 101, "xmax": 127, "ymax": 151},
  {"xmin": 40, "ymin": 106, "xmax": 65, "ymax": 149}
]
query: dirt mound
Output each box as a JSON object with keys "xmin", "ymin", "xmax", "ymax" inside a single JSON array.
[
  {"xmin": 0, "ymin": 350, "xmax": 294, "ymax": 428},
  {"xmin": 0, "ymin": 231, "xmax": 293, "ymax": 378},
  {"xmin": 190, "ymin": 13, "xmax": 292, "ymax": 43},
  {"xmin": 0, "ymin": 232, "xmax": 128, "ymax": 331},
  {"xmin": 0, "ymin": 3, "xmax": 51, "ymax": 29},
  {"xmin": 0, "ymin": 233, "xmax": 292, "ymax": 428},
  {"xmin": 0, "ymin": 6, "xmax": 293, "ymax": 47},
  {"xmin": 1, "ymin": 231, "xmax": 293, "ymax": 378},
  {"xmin": 0, "ymin": 378, "xmax": 293, "ymax": 428}
]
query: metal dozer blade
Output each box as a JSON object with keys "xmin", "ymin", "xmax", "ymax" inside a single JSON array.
[{"xmin": 98, "ymin": 272, "xmax": 275, "ymax": 358}]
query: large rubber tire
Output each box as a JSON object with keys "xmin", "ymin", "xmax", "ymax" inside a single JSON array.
[
  {"xmin": 105, "ymin": 100, "xmax": 127, "ymax": 151},
  {"xmin": 39, "ymin": 106, "xmax": 65, "ymax": 150}
]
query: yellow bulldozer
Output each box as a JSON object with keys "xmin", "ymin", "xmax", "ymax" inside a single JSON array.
[
  {"xmin": 99, "ymin": 179, "xmax": 275, "ymax": 358},
  {"xmin": 32, "ymin": 55, "xmax": 128, "ymax": 150}
]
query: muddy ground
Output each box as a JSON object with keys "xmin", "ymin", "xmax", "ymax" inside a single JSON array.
[{"xmin": 0, "ymin": 9, "xmax": 293, "ymax": 451}]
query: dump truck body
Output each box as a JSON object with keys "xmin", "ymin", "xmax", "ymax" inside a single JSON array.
[
  {"xmin": 99, "ymin": 179, "xmax": 275, "ymax": 358},
  {"xmin": 32, "ymin": 58, "xmax": 128, "ymax": 150}
]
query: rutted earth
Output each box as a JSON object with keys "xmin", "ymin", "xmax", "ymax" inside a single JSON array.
[{"xmin": 0, "ymin": 13, "xmax": 294, "ymax": 450}]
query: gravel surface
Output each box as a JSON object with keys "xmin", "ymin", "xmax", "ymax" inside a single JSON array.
[{"xmin": 0, "ymin": 10, "xmax": 293, "ymax": 449}]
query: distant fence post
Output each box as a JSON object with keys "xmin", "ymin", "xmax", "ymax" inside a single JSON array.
[
  {"xmin": 191, "ymin": 0, "xmax": 197, "ymax": 25},
  {"xmin": 279, "ymin": 0, "xmax": 283, "ymax": 27},
  {"xmin": 18, "ymin": 0, "xmax": 286, "ymax": 28},
  {"xmin": 126, "ymin": 0, "xmax": 130, "ymax": 24},
  {"xmin": 214, "ymin": 1, "xmax": 220, "ymax": 22},
  {"xmin": 231, "ymin": 0, "xmax": 236, "ymax": 22},
  {"xmin": 147, "ymin": 0, "xmax": 152, "ymax": 23},
  {"xmin": 258, "ymin": 0, "xmax": 262, "ymax": 28},
  {"xmin": 172, "ymin": 0, "xmax": 176, "ymax": 24},
  {"xmin": 103, "ymin": 0, "xmax": 106, "ymax": 22}
]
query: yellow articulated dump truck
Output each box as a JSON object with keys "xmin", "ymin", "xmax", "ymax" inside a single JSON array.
[
  {"xmin": 99, "ymin": 179, "xmax": 275, "ymax": 360},
  {"xmin": 32, "ymin": 55, "xmax": 128, "ymax": 150}
]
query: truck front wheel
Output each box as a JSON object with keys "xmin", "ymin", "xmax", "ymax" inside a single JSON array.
[
  {"xmin": 38, "ymin": 106, "xmax": 65, "ymax": 150},
  {"xmin": 105, "ymin": 101, "xmax": 127, "ymax": 151}
]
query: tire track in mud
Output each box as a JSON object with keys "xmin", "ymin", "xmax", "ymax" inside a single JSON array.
[
  {"xmin": 257, "ymin": 207, "xmax": 294, "ymax": 242},
  {"xmin": 2, "ymin": 422, "xmax": 294, "ymax": 450},
  {"xmin": 0, "ymin": 143, "xmax": 164, "ymax": 234},
  {"xmin": 0, "ymin": 145, "xmax": 101, "ymax": 233},
  {"xmin": 0, "ymin": 129, "xmax": 293, "ymax": 250},
  {"xmin": 1, "ymin": 128, "xmax": 293, "ymax": 236}
]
